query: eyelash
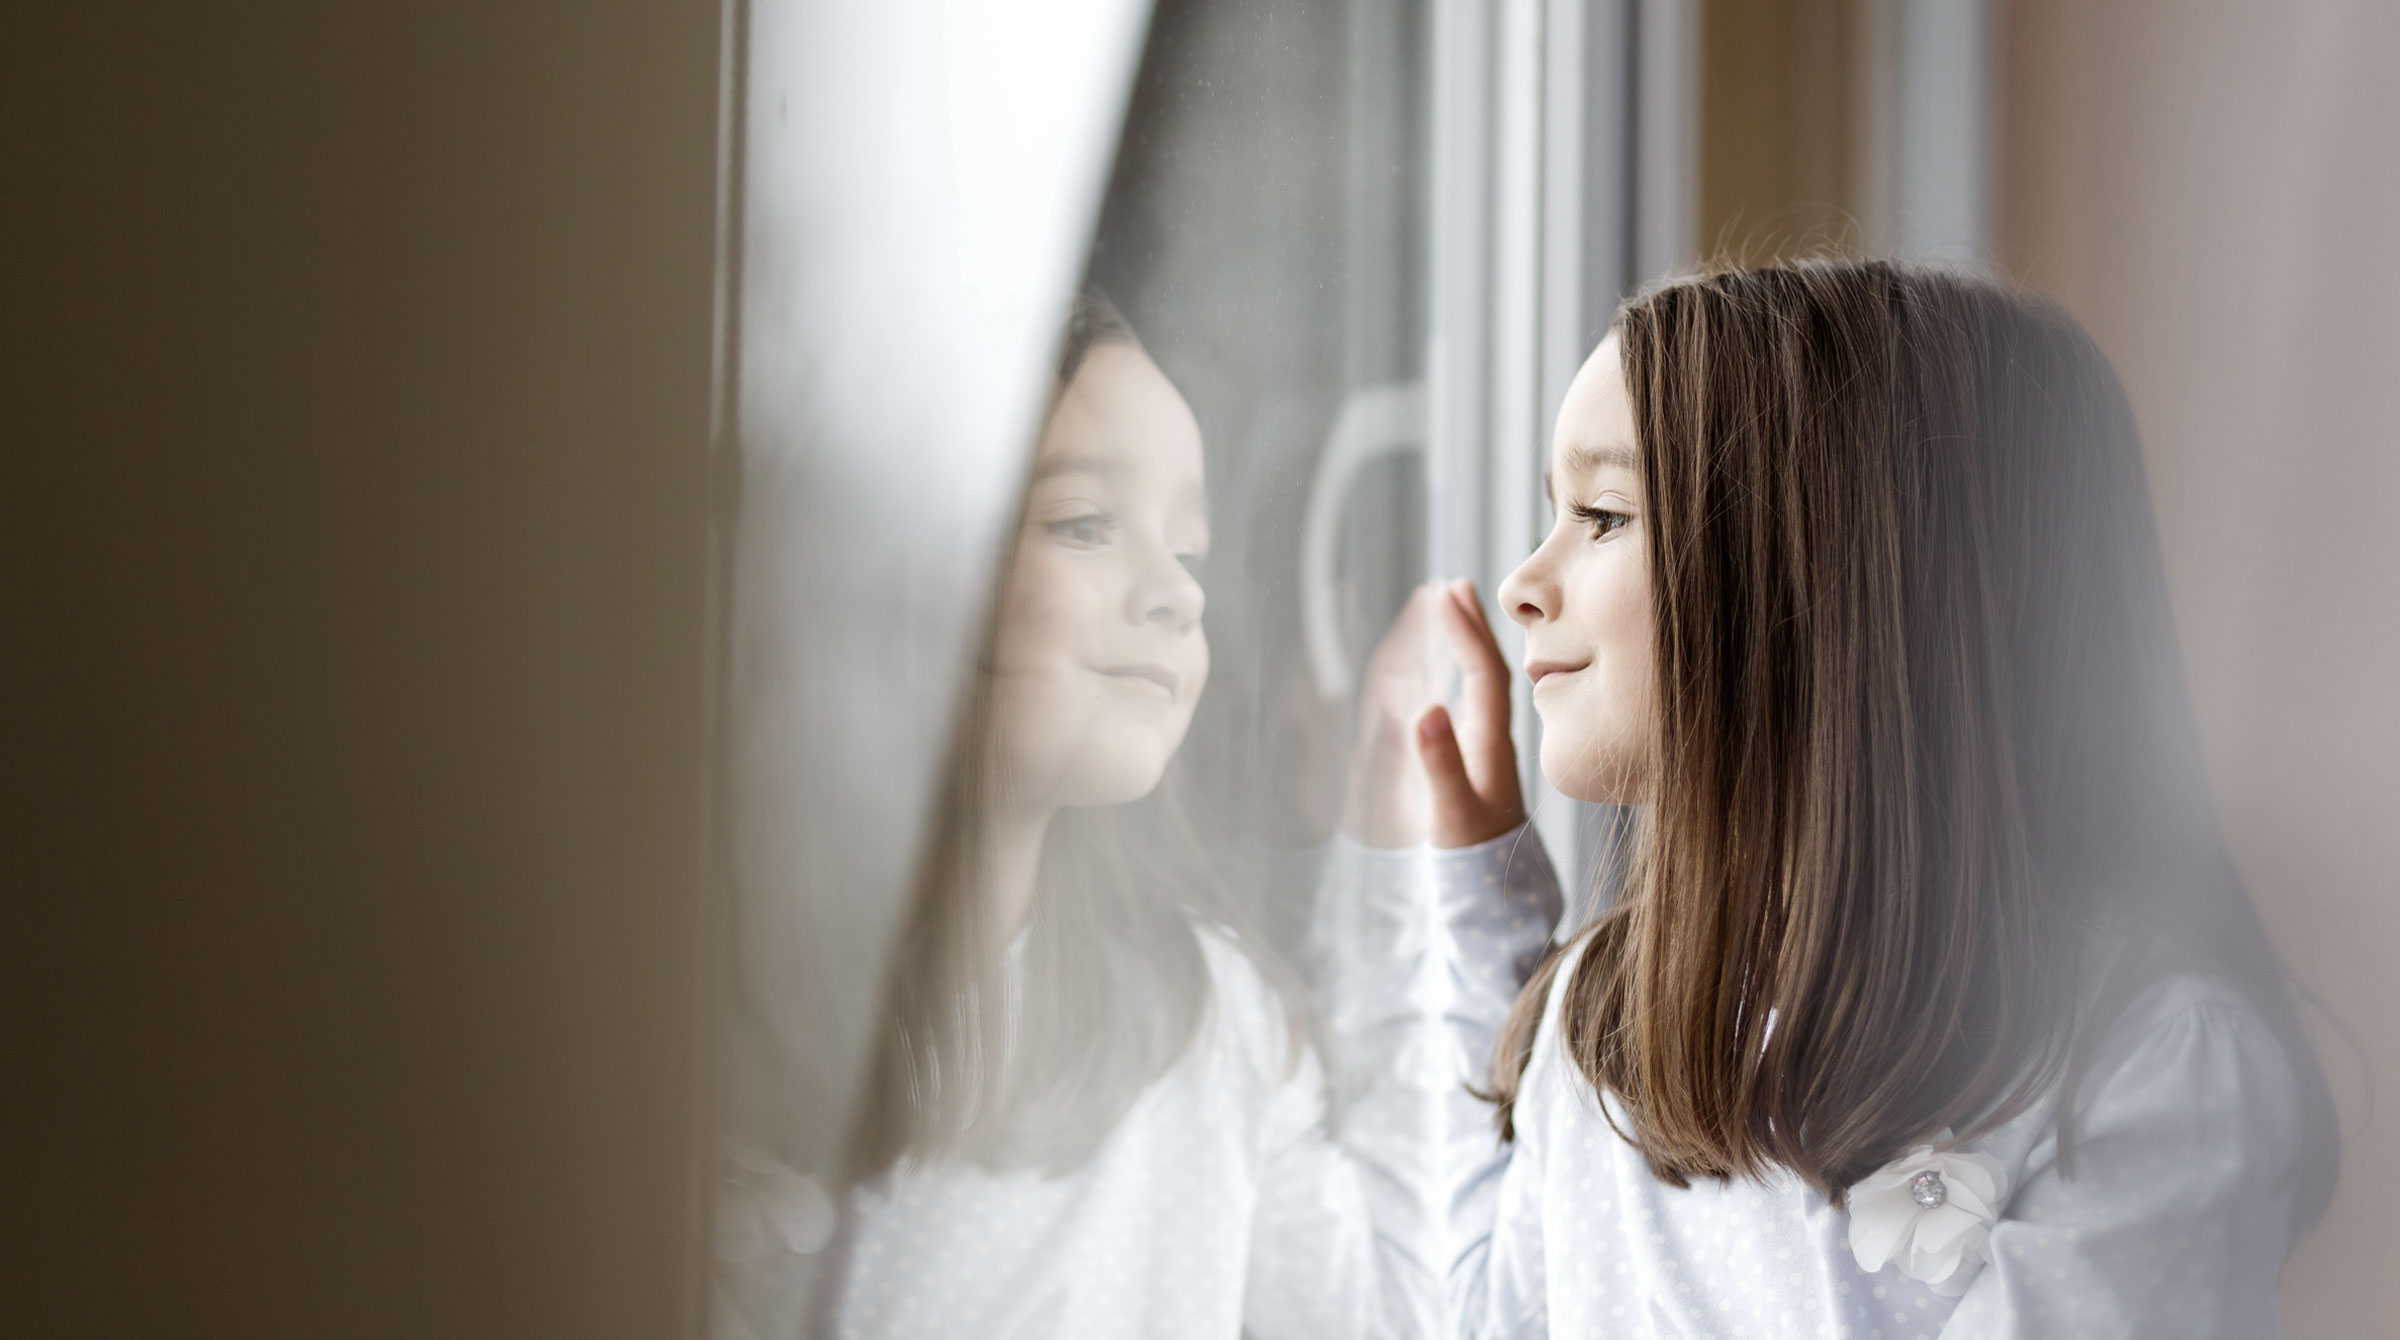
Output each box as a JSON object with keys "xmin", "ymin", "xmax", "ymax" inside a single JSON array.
[
  {"xmin": 1045, "ymin": 511, "xmax": 1210, "ymax": 577},
  {"xmin": 1044, "ymin": 510, "xmax": 1117, "ymax": 547},
  {"xmin": 1567, "ymin": 502, "xmax": 1632, "ymax": 541}
]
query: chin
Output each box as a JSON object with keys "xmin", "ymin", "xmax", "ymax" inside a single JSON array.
[
  {"xmin": 1058, "ymin": 742, "xmax": 1177, "ymax": 808},
  {"xmin": 1061, "ymin": 766, "xmax": 1168, "ymax": 808},
  {"xmin": 1540, "ymin": 732, "xmax": 1642, "ymax": 806}
]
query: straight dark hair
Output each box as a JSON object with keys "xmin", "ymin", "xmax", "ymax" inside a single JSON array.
[
  {"xmin": 1490, "ymin": 260, "xmax": 2337, "ymax": 1232},
  {"xmin": 850, "ymin": 292, "xmax": 1312, "ymax": 1177}
]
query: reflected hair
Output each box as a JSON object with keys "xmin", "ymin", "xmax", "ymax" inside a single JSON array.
[
  {"xmin": 1055, "ymin": 288, "xmax": 1139, "ymax": 387},
  {"xmin": 1489, "ymin": 260, "xmax": 2337, "ymax": 1232},
  {"xmin": 851, "ymin": 291, "xmax": 1312, "ymax": 1177}
]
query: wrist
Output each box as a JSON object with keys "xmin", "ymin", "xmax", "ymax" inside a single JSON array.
[{"xmin": 1430, "ymin": 805, "xmax": 1527, "ymax": 850}]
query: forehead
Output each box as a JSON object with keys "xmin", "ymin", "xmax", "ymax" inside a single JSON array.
[
  {"xmin": 1036, "ymin": 343, "xmax": 1206, "ymax": 492},
  {"xmin": 1551, "ymin": 333, "xmax": 1637, "ymax": 474}
]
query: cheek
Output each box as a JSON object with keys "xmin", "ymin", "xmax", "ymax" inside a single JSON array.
[
  {"xmin": 1594, "ymin": 559, "xmax": 1652, "ymax": 666},
  {"xmin": 987, "ymin": 553, "xmax": 1103, "ymax": 777},
  {"xmin": 1154, "ymin": 635, "xmax": 1207, "ymax": 747},
  {"xmin": 1538, "ymin": 551, "xmax": 1655, "ymax": 802},
  {"xmin": 1181, "ymin": 631, "xmax": 1209, "ymax": 701},
  {"xmin": 993, "ymin": 550, "xmax": 1099, "ymax": 672}
]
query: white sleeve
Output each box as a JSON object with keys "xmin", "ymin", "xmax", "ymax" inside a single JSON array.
[
  {"xmin": 1424, "ymin": 828, "xmax": 1563, "ymax": 1339},
  {"xmin": 1265, "ymin": 826, "xmax": 1560, "ymax": 1340},
  {"xmin": 1242, "ymin": 1039, "xmax": 1378, "ymax": 1340},
  {"xmin": 1939, "ymin": 981, "xmax": 2309, "ymax": 1339},
  {"xmin": 1454, "ymin": 1059, "xmax": 1550, "ymax": 1340},
  {"xmin": 1285, "ymin": 836, "xmax": 1447, "ymax": 1340},
  {"xmin": 1419, "ymin": 826, "xmax": 1573, "ymax": 1340}
]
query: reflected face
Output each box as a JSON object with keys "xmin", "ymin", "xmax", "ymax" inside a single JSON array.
[
  {"xmin": 990, "ymin": 342, "xmax": 1211, "ymax": 810},
  {"xmin": 1497, "ymin": 333, "xmax": 1656, "ymax": 804}
]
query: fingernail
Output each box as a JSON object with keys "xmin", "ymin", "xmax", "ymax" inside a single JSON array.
[{"xmin": 1419, "ymin": 705, "xmax": 1448, "ymax": 740}]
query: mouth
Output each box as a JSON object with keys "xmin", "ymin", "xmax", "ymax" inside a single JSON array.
[
  {"xmin": 1099, "ymin": 663, "xmax": 1181, "ymax": 701},
  {"xmin": 1525, "ymin": 659, "xmax": 1589, "ymax": 691}
]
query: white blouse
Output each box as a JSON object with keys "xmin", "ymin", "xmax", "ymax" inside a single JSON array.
[
  {"xmin": 1439, "ymin": 829, "xmax": 2315, "ymax": 1340},
  {"xmin": 715, "ymin": 826, "xmax": 2308, "ymax": 1340}
]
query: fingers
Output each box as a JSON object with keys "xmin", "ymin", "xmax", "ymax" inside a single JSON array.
[
  {"xmin": 1434, "ymin": 579, "xmax": 1519, "ymax": 796},
  {"xmin": 1343, "ymin": 583, "xmax": 1445, "ymax": 847},
  {"xmin": 1415, "ymin": 702, "xmax": 1522, "ymax": 849},
  {"xmin": 1339, "ymin": 735, "xmax": 1429, "ymax": 849},
  {"xmin": 1357, "ymin": 577, "xmax": 1530, "ymax": 850},
  {"xmin": 1439, "ymin": 579, "xmax": 1513, "ymax": 707},
  {"xmin": 1371, "ymin": 582, "xmax": 1434, "ymax": 669},
  {"xmin": 1413, "ymin": 703, "xmax": 1478, "ymax": 824},
  {"xmin": 1356, "ymin": 582, "xmax": 1437, "ymax": 712},
  {"xmin": 1451, "ymin": 574, "xmax": 1498, "ymax": 640}
]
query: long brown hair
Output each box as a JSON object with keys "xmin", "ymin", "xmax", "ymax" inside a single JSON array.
[
  {"xmin": 849, "ymin": 293, "xmax": 1313, "ymax": 1177},
  {"xmin": 1491, "ymin": 260, "xmax": 2337, "ymax": 1227}
]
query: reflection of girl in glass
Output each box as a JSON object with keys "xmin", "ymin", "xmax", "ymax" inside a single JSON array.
[
  {"xmin": 1382, "ymin": 261, "xmax": 2338, "ymax": 1337},
  {"xmin": 817, "ymin": 293, "xmax": 1504, "ymax": 1340}
]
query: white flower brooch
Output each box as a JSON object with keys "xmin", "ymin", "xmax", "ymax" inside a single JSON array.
[
  {"xmin": 713, "ymin": 1140, "xmax": 837, "ymax": 1263},
  {"xmin": 1846, "ymin": 1131, "xmax": 2009, "ymax": 1296}
]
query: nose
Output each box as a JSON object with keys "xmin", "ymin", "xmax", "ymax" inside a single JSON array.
[
  {"xmin": 1497, "ymin": 542, "xmax": 1554, "ymax": 628},
  {"xmin": 1129, "ymin": 537, "xmax": 1205, "ymax": 632}
]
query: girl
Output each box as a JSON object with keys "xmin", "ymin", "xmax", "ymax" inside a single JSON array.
[
  {"xmin": 1382, "ymin": 261, "xmax": 2338, "ymax": 1338},
  {"xmin": 728, "ymin": 293, "xmax": 1541, "ymax": 1340}
]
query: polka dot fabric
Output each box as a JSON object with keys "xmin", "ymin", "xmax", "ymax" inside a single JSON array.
[
  {"xmin": 835, "ymin": 931, "xmax": 1368, "ymax": 1339},
  {"xmin": 824, "ymin": 828, "xmax": 1565, "ymax": 1340},
  {"xmin": 739, "ymin": 825, "xmax": 2305, "ymax": 1340},
  {"xmin": 1447, "ymin": 830, "xmax": 2312, "ymax": 1340}
]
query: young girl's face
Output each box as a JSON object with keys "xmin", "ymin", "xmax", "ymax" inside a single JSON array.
[
  {"xmin": 990, "ymin": 342, "xmax": 1211, "ymax": 810},
  {"xmin": 1498, "ymin": 333, "xmax": 1657, "ymax": 804}
]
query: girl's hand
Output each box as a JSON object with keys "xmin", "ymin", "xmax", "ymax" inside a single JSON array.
[
  {"xmin": 1340, "ymin": 583, "xmax": 1438, "ymax": 849},
  {"xmin": 1340, "ymin": 579, "xmax": 1526, "ymax": 850},
  {"xmin": 1415, "ymin": 579, "xmax": 1525, "ymax": 848}
]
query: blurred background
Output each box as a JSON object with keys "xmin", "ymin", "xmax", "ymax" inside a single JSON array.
[{"xmin": 8, "ymin": 1, "xmax": 2393, "ymax": 1335}]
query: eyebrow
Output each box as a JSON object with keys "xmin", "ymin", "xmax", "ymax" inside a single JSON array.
[
  {"xmin": 1030, "ymin": 454, "xmax": 1212, "ymax": 528},
  {"xmin": 1030, "ymin": 453, "xmax": 1119, "ymax": 481},
  {"xmin": 1563, "ymin": 442, "xmax": 1637, "ymax": 475},
  {"xmin": 1545, "ymin": 441, "xmax": 1639, "ymax": 504}
]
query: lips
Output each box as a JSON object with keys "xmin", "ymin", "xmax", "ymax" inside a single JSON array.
[
  {"xmin": 1525, "ymin": 658, "xmax": 1589, "ymax": 689},
  {"xmin": 1100, "ymin": 663, "xmax": 1180, "ymax": 700}
]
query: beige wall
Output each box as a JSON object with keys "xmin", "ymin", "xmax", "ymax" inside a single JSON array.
[
  {"xmin": 1699, "ymin": 0, "xmax": 1868, "ymax": 256},
  {"xmin": 4, "ymin": 4, "xmax": 722, "ymax": 1335},
  {"xmin": 2003, "ymin": 4, "xmax": 2400, "ymax": 1332}
]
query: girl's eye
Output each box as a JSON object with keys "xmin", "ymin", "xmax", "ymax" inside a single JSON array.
[
  {"xmin": 1044, "ymin": 513, "xmax": 1114, "ymax": 547},
  {"xmin": 1568, "ymin": 503, "xmax": 1632, "ymax": 541}
]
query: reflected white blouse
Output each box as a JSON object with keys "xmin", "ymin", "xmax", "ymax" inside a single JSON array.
[
  {"xmin": 1439, "ymin": 829, "xmax": 2314, "ymax": 1340},
  {"xmin": 711, "ymin": 834, "xmax": 1558, "ymax": 1340},
  {"xmin": 828, "ymin": 923, "xmax": 1419, "ymax": 1340}
]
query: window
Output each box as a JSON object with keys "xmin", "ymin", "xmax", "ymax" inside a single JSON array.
[{"xmin": 716, "ymin": 2, "xmax": 1688, "ymax": 1332}]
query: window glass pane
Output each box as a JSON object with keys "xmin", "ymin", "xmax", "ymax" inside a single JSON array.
[
  {"xmin": 1087, "ymin": 0, "xmax": 1429, "ymax": 955},
  {"xmin": 716, "ymin": 3, "xmax": 1623, "ymax": 1335}
]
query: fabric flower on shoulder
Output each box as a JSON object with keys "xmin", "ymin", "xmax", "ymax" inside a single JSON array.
[
  {"xmin": 1846, "ymin": 1130, "xmax": 2009, "ymax": 1296},
  {"xmin": 713, "ymin": 1140, "xmax": 837, "ymax": 1264}
]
